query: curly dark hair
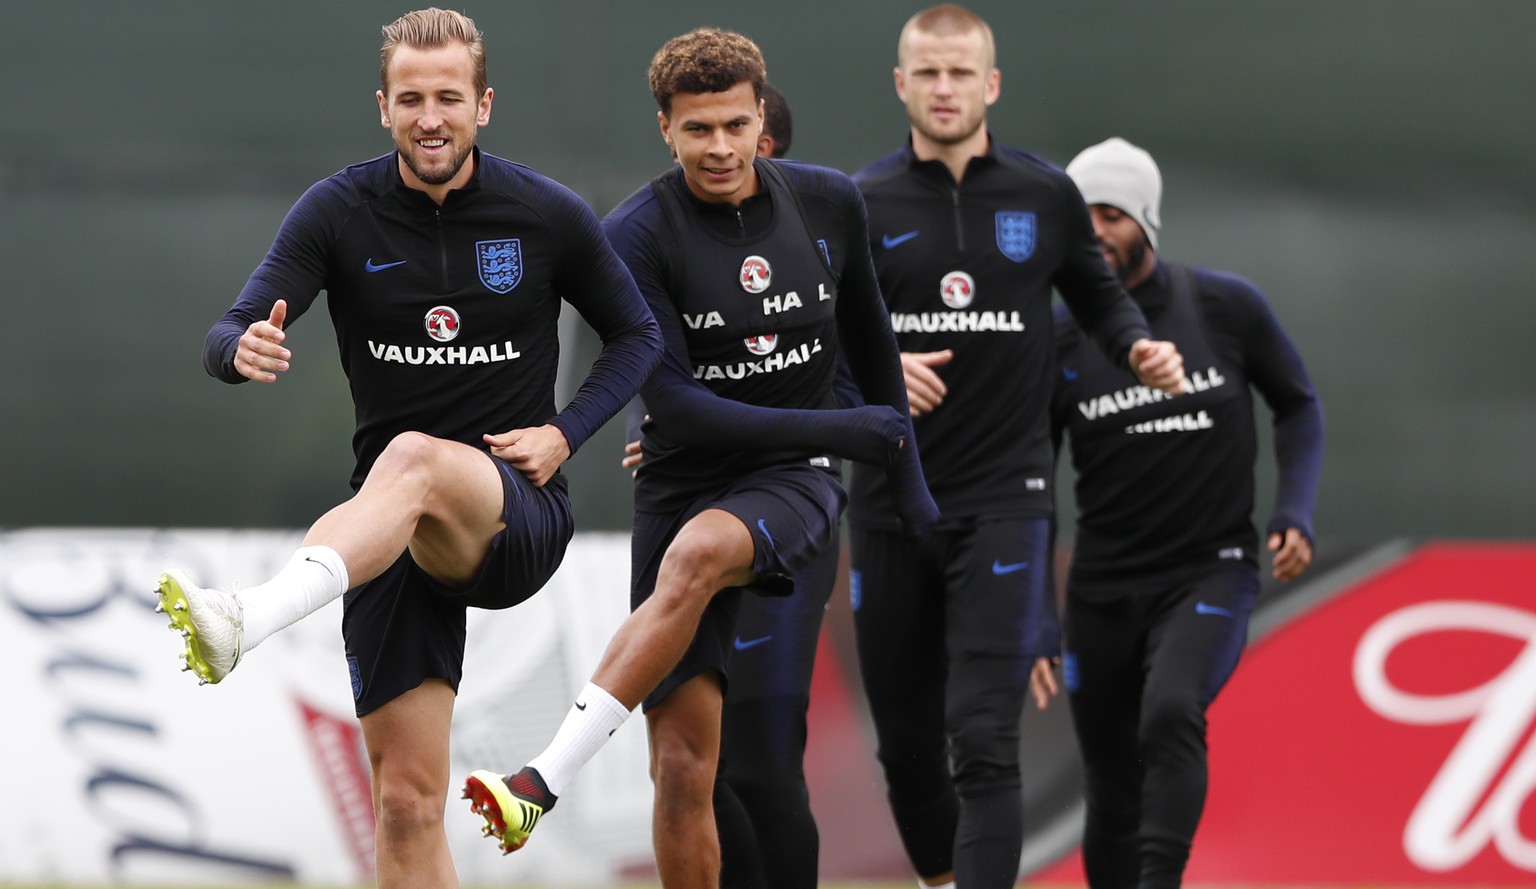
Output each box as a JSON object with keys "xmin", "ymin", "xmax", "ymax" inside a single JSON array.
[{"xmin": 648, "ymin": 28, "xmax": 766, "ymax": 115}]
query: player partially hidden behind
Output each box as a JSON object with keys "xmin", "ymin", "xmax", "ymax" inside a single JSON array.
[
  {"xmin": 1036, "ymin": 137, "xmax": 1324, "ymax": 888},
  {"xmin": 621, "ymin": 79, "xmax": 828, "ymax": 889},
  {"xmin": 462, "ymin": 28, "xmax": 936, "ymax": 889},
  {"xmin": 847, "ymin": 6, "xmax": 1187, "ymax": 888},
  {"xmin": 153, "ymin": 8, "xmax": 660, "ymax": 887}
]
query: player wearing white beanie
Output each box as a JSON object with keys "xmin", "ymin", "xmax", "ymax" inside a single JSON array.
[{"xmin": 1047, "ymin": 135, "xmax": 1325, "ymax": 889}]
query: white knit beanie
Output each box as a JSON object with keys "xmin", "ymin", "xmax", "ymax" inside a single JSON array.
[{"xmin": 1066, "ymin": 137, "xmax": 1162, "ymax": 250}]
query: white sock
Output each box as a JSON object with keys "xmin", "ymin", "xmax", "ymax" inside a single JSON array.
[
  {"xmin": 238, "ymin": 545, "xmax": 350, "ymax": 651},
  {"xmin": 526, "ymin": 682, "xmax": 631, "ymax": 797},
  {"xmin": 920, "ymin": 881, "xmax": 955, "ymax": 889}
]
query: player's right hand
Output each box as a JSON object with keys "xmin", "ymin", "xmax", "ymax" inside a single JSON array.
[
  {"xmin": 1029, "ymin": 657, "xmax": 1061, "ymax": 711},
  {"xmin": 1129, "ymin": 337, "xmax": 1186, "ymax": 395},
  {"xmin": 236, "ymin": 300, "xmax": 291, "ymax": 383},
  {"xmin": 901, "ymin": 349, "xmax": 953, "ymax": 416}
]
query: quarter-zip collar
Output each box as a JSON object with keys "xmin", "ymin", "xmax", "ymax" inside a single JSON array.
[
  {"xmin": 899, "ymin": 132, "xmax": 1001, "ymax": 186},
  {"xmin": 391, "ymin": 146, "xmax": 485, "ymax": 210},
  {"xmin": 671, "ymin": 162, "xmax": 777, "ymax": 243}
]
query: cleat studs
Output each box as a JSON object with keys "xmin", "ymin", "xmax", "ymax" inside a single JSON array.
[
  {"xmin": 181, "ymin": 629, "xmax": 191, "ymax": 638},
  {"xmin": 482, "ymin": 825, "xmax": 493, "ymax": 837},
  {"xmin": 154, "ymin": 601, "xmax": 165, "ymax": 613},
  {"xmin": 174, "ymin": 601, "xmax": 185, "ymax": 611}
]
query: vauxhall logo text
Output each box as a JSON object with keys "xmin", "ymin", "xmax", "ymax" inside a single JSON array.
[
  {"xmin": 695, "ymin": 338, "xmax": 823, "ymax": 381},
  {"xmin": 889, "ymin": 310, "xmax": 1024, "ymax": 334},
  {"xmin": 685, "ymin": 283, "xmax": 833, "ymax": 329},
  {"xmin": 1076, "ymin": 366, "xmax": 1226, "ymax": 422},
  {"xmin": 368, "ymin": 340, "xmax": 521, "ymax": 366}
]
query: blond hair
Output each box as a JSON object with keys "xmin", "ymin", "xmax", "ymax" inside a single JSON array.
[
  {"xmin": 380, "ymin": 8, "xmax": 487, "ymax": 95},
  {"xmin": 898, "ymin": 4, "xmax": 996, "ymax": 70}
]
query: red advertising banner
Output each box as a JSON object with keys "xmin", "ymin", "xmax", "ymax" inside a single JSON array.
[{"xmin": 1040, "ymin": 543, "xmax": 1536, "ymax": 885}]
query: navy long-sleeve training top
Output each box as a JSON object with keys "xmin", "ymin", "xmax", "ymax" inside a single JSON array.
[
  {"xmin": 1052, "ymin": 261, "xmax": 1324, "ymax": 593},
  {"xmin": 204, "ymin": 148, "xmax": 661, "ymax": 490},
  {"xmin": 849, "ymin": 138, "xmax": 1151, "ymax": 530},
  {"xmin": 604, "ymin": 159, "xmax": 933, "ymax": 532}
]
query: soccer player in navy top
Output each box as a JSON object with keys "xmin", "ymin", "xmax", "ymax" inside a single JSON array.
[
  {"xmin": 152, "ymin": 10, "xmax": 660, "ymax": 888},
  {"xmin": 462, "ymin": 29, "xmax": 936, "ymax": 889},
  {"xmin": 621, "ymin": 81, "xmax": 832, "ymax": 889},
  {"xmin": 1037, "ymin": 137, "xmax": 1324, "ymax": 889},
  {"xmin": 847, "ymin": 7, "xmax": 1187, "ymax": 888}
]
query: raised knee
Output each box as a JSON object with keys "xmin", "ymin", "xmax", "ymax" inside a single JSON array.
[
  {"xmin": 375, "ymin": 431, "xmax": 439, "ymax": 474},
  {"xmin": 658, "ymin": 532, "xmax": 739, "ymax": 602},
  {"xmin": 360, "ymin": 432, "xmax": 445, "ymax": 504}
]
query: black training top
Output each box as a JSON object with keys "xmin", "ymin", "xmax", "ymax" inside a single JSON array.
[
  {"xmin": 1052, "ymin": 261, "xmax": 1324, "ymax": 594},
  {"xmin": 604, "ymin": 158, "xmax": 932, "ymax": 530},
  {"xmin": 203, "ymin": 149, "xmax": 661, "ymax": 491},
  {"xmin": 848, "ymin": 137, "xmax": 1151, "ymax": 529}
]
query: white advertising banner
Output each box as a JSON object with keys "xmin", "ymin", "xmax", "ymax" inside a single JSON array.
[{"xmin": 0, "ymin": 528, "xmax": 654, "ymax": 885}]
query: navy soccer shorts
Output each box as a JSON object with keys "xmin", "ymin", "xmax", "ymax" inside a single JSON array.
[
  {"xmin": 341, "ymin": 453, "xmax": 574, "ymax": 717},
  {"xmin": 633, "ymin": 462, "xmax": 845, "ymax": 711}
]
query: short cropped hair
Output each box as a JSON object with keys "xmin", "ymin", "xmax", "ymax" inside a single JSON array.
[
  {"xmin": 761, "ymin": 82, "xmax": 793, "ymax": 158},
  {"xmin": 648, "ymin": 28, "xmax": 766, "ymax": 115},
  {"xmin": 899, "ymin": 4, "xmax": 996, "ymax": 70},
  {"xmin": 380, "ymin": 7, "xmax": 488, "ymax": 96}
]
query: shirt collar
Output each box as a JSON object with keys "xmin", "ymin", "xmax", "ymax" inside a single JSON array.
[
  {"xmin": 900, "ymin": 132, "xmax": 1000, "ymax": 180},
  {"xmin": 392, "ymin": 146, "xmax": 484, "ymax": 207},
  {"xmin": 670, "ymin": 161, "xmax": 776, "ymax": 238}
]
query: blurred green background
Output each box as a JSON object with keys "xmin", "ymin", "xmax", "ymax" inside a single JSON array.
[{"xmin": 3, "ymin": 0, "xmax": 1532, "ymax": 537}]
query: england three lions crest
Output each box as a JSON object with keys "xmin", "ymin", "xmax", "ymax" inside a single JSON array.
[
  {"xmin": 476, "ymin": 239, "xmax": 523, "ymax": 294},
  {"xmin": 995, "ymin": 211, "xmax": 1036, "ymax": 263}
]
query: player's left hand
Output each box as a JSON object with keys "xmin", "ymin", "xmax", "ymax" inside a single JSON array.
[
  {"xmin": 901, "ymin": 349, "xmax": 953, "ymax": 416},
  {"xmin": 621, "ymin": 439, "xmax": 643, "ymax": 475},
  {"xmin": 484, "ymin": 424, "xmax": 572, "ymax": 487},
  {"xmin": 1268, "ymin": 528, "xmax": 1313, "ymax": 582},
  {"xmin": 1129, "ymin": 338, "xmax": 1187, "ymax": 395},
  {"xmin": 1029, "ymin": 656, "xmax": 1060, "ymax": 710}
]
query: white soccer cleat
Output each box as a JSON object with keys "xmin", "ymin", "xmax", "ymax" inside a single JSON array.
[{"xmin": 156, "ymin": 568, "xmax": 244, "ymax": 684}]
